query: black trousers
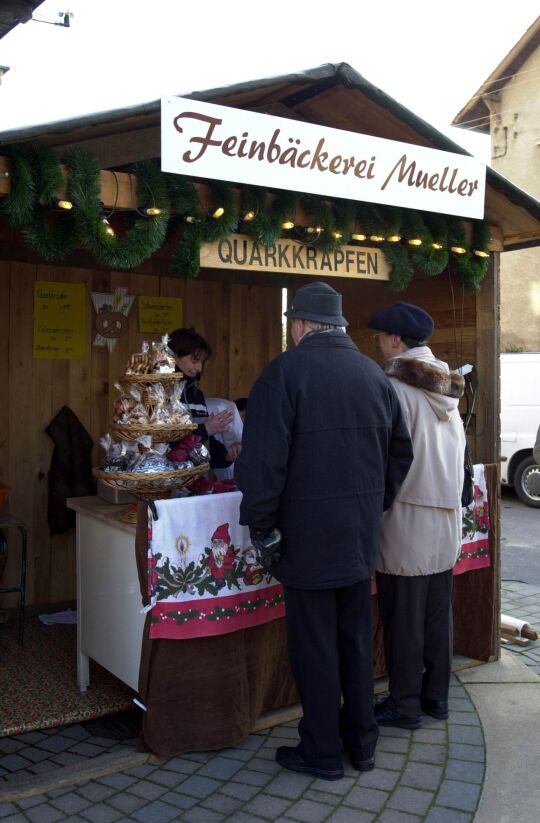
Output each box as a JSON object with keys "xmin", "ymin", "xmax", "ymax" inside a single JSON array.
[
  {"xmin": 283, "ymin": 580, "xmax": 378, "ymax": 770},
  {"xmin": 376, "ymin": 569, "xmax": 453, "ymax": 717}
]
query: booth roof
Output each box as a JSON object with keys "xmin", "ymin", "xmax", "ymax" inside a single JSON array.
[
  {"xmin": 0, "ymin": 1, "xmax": 46, "ymax": 40},
  {"xmin": 1, "ymin": 62, "xmax": 539, "ymax": 249}
]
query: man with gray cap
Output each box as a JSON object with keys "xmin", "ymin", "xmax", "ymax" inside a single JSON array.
[
  {"xmin": 235, "ymin": 282, "xmax": 413, "ymax": 781},
  {"xmin": 368, "ymin": 301, "xmax": 466, "ymax": 730}
]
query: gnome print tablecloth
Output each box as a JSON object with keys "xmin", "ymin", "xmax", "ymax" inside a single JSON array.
[
  {"xmin": 455, "ymin": 463, "xmax": 491, "ymax": 574},
  {"xmin": 145, "ymin": 492, "xmax": 285, "ymax": 639}
]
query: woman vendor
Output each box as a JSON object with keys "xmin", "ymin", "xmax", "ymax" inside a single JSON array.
[{"xmin": 168, "ymin": 328, "xmax": 242, "ymax": 468}]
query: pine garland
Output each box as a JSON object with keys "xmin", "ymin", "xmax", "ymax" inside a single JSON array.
[
  {"xmin": 2, "ymin": 144, "xmax": 36, "ymax": 227},
  {"xmin": 63, "ymin": 152, "xmax": 169, "ymax": 269},
  {"xmin": 0, "ymin": 144, "xmax": 492, "ymax": 290}
]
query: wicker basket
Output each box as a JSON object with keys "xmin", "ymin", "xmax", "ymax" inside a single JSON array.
[
  {"xmin": 93, "ymin": 463, "xmax": 209, "ymax": 496},
  {"xmin": 119, "ymin": 372, "xmax": 185, "ymax": 385},
  {"xmin": 110, "ymin": 422, "xmax": 196, "ymax": 443}
]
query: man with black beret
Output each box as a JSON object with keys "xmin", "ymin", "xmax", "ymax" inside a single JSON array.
[
  {"xmin": 368, "ymin": 301, "xmax": 466, "ymax": 729},
  {"xmin": 235, "ymin": 282, "xmax": 413, "ymax": 781}
]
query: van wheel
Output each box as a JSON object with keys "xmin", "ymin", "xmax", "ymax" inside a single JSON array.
[{"xmin": 513, "ymin": 456, "xmax": 540, "ymax": 508}]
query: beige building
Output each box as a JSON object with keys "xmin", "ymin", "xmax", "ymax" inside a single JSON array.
[{"xmin": 453, "ymin": 17, "xmax": 540, "ymax": 352}]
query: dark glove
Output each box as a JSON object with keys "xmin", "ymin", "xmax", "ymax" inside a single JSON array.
[{"xmin": 249, "ymin": 527, "xmax": 283, "ymax": 570}]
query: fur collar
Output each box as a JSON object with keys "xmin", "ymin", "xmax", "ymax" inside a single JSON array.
[{"xmin": 383, "ymin": 357, "xmax": 465, "ymax": 398}]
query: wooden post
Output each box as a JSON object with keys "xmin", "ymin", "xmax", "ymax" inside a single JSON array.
[{"xmin": 475, "ymin": 253, "xmax": 500, "ymax": 465}]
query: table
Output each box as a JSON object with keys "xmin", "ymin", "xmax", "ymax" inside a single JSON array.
[{"xmin": 68, "ymin": 497, "xmax": 145, "ymax": 692}]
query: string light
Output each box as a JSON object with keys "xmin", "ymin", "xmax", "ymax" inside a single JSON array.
[
  {"xmin": 56, "ymin": 199, "xmax": 73, "ymax": 210},
  {"xmin": 408, "ymin": 237, "xmax": 423, "ymax": 246},
  {"xmin": 386, "ymin": 234, "xmax": 401, "ymax": 243},
  {"xmin": 473, "ymin": 249, "xmax": 490, "ymax": 258},
  {"xmin": 307, "ymin": 226, "xmax": 324, "ymax": 234},
  {"xmin": 211, "ymin": 206, "xmax": 225, "ymax": 219},
  {"xmin": 432, "ymin": 242, "xmax": 444, "ymax": 250},
  {"xmin": 351, "ymin": 232, "xmax": 366, "ymax": 241},
  {"xmin": 99, "ymin": 208, "xmax": 115, "ymax": 236},
  {"xmin": 139, "ymin": 206, "xmax": 162, "ymax": 216},
  {"xmin": 281, "ymin": 220, "xmax": 295, "ymax": 230},
  {"xmin": 102, "ymin": 217, "xmax": 115, "ymax": 236},
  {"xmin": 451, "ymin": 245, "xmax": 467, "ymax": 254},
  {"xmin": 242, "ymin": 210, "xmax": 256, "ymax": 221},
  {"xmin": 369, "ymin": 234, "xmax": 385, "ymax": 242},
  {"xmin": 332, "ymin": 231, "xmax": 342, "ymax": 240},
  {"xmin": 183, "ymin": 215, "xmax": 198, "ymax": 224}
]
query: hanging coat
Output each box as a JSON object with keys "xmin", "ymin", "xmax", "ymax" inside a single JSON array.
[{"xmin": 45, "ymin": 405, "xmax": 96, "ymax": 535}]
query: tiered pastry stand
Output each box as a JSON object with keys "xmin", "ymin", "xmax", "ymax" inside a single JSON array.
[{"xmin": 93, "ymin": 372, "xmax": 210, "ymax": 523}]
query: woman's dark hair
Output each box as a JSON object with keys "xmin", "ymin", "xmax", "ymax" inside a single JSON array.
[{"xmin": 168, "ymin": 328, "xmax": 212, "ymax": 361}]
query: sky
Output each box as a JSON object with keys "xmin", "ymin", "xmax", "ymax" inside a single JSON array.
[{"xmin": 0, "ymin": 0, "xmax": 538, "ymax": 162}]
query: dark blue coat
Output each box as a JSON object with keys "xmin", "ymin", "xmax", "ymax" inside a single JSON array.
[{"xmin": 235, "ymin": 331, "xmax": 413, "ymax": 589}]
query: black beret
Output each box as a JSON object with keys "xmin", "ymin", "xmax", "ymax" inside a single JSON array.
[{"xmin": 368, "ymin": 302, "xmax": 434, "ymax": 340}]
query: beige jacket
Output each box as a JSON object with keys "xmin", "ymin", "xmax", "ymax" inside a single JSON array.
[{"xmin": 377, "ymin": 347, "xmax": 466, "ymax": 576}]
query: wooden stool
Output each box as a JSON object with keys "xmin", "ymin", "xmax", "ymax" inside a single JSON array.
[{"xmin": 0, "ymin": 513, "xmax": 27, "ymax": 645}]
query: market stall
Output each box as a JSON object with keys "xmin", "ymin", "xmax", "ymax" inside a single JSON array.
[{"xmin": 0, "ymin": 64, "xmax": 538, "ymax": 742}]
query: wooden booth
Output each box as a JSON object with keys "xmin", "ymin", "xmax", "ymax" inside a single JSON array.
[{"xmin": 1, "ymin": 64, "xmax": 540, "ymax": 752}]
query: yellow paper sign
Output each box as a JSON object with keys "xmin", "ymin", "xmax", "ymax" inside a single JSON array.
[
  {"xmin": 138, "ymin": 296, "xmax": 183, "ymax": 333},
  {"xmin": 33, "ymin": 281, "xmax": 86, "ymax": 359}
]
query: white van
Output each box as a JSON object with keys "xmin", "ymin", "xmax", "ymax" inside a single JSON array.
[{"xmin": 500, "ymin": 352, "xmax": 540, "ymax": 508}]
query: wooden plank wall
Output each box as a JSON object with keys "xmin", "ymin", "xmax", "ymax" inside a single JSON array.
[{"xmin": 0, "ymin": 262, "xmax": 282, "ymax": 608}]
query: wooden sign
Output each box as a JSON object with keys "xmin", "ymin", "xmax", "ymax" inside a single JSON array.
[
  {"xmin": 200, "ymin": 234, "xmax": 390, "ymax": 280},
  {"xmin": 33, "ymin": 281, "xmax": 86, "ymax": 359},
  {"xmin": 139, "ymin": 296, "xmax": 183, "ymax": 333},
  {"xmin": 162, "ymin": 97, "xmax": 486, "ymax": 219}
]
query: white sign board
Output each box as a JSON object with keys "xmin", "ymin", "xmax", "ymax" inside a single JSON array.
[{"xmin": 161, "ymin": 97, "xmax": 486, "ymax": 219}]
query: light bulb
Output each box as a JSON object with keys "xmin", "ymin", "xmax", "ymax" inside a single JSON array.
[
  {"xmin": 56, "ymin": 199, "xmax": 73, "ymax": 210},
  {"xmin": 386, "ymin": 234, "xmax": 401, "ymax": 243},
  {"xmin": 307, "ymin": 226, "xmax": 324, "ymax": 234},
  {"xmin": 351, "ymin": 233, "xmax": 366, "ymax": 241},
  {"xmin": 451, "ymin": 245, "xmax": 467, "ymax": 254},
  {"xmin": 370, "ymin": 235, "xmax": 384, "ymax": 242},
  {"xmin": 184, "ymin": 215, "xmax": 197, "ymax": 224},
  {"xmin": 143, "ymin": 207, "xmax": 162, "ymax": 216},
  {"xmin": 332, "ymin": 231, "xmax": 342, "ymax": 240},
  {"xmin": 242, "ymin": 211, "xmax": 255, "ymax": 221},
  {"xmin": 101, "ymin": 217, "xmax": 115, "ymax": 237},
  {"xmin": 432, "ymin": 242, "xmax": 444, "ymax": 250},
  {"xmin": 408, "ymin": 238, "xmax": 422, "ymax": 246},
  {"xmin": 281, "ymin": 220, "xmax": 295, "ymax": 230},
  {"xmin": 212, "ymin": 207, "xmax": 225, "ymax": 219},
  {"xmin": 474, "ymin": 249, "xmax": 489, "ymax": 258}
]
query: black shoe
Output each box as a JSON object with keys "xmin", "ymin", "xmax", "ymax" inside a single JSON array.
[
  {"xmin": 374, "ymin": 699, "xmax": 421, "ymax": 730},
  {"xmin": 349, "ymin": 755, "xmax": 375, "ymax": 772},
  {"xmin": 421, "ymin": 697, "xmax": 449, "ymax": 720},
  {"xmin": 275, "ymin": 746, "xmax": 344, "ymax": 781}
]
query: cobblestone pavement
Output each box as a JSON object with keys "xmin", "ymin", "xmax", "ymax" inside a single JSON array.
[
  {"xmin": 0, "ymin": 580, "xmax": 538, "ymax": 822},
  {"xmin": 500, "ymin": 580, "xmax": 540, "ymax": 674}
]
